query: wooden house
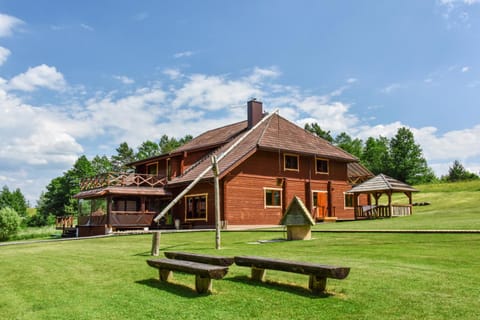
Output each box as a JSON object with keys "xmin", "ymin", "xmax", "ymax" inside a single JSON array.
[{"xmin": 74, "ymin": 100, "xmax": 371, "ymax": 236}]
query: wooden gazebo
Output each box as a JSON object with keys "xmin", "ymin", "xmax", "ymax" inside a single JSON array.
[{"xmin": 348, "ymin": 174, "xmax": 418, "ymax": 219}]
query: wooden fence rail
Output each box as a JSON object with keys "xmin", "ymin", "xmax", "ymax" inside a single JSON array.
[
  {"xmin": 79, "ymin": 172, "xmax": 167, "ymax": 191},
  {"xmin": 355, "ymin": 205, "xmax": 412, "ymax": 219}
]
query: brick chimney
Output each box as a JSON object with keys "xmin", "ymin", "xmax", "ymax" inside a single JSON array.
[{"xmin": 247, "ymin": 99, "xmax": 263, "ymax": 129}]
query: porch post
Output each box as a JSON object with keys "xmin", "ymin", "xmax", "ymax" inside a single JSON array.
[
  {"xmin": 140, "ymin": 196, "xmax": 146, "ymax": 213},
  {"xmin": 107, "ymin": 196, "xmax": 112, "ymax": 230}
]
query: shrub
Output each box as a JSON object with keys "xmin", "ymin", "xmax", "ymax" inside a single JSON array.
[{"xmin": 0, "ymin": 207, "xmax": 22, "ymax": 241}]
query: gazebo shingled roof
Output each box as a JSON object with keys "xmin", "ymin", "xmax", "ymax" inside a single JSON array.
[{"xmin": 348, "ymin": 174, "xmax": 418, "ymax": 194}]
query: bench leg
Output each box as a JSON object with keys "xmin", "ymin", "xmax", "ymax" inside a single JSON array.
[
  {"xmin": 309, "ymin": 275, "xmax": 327, "ymax": 294},
  {"xmin": 195, "ymin": 275, "xmax": 212, "ymax": 294},
  {"xmin": 159, "ymin": 269, "xmax": 172, "ymax": 282},
  {"xmin": 251, "ymin": 267, "xmax": 266, "ymax": 282}
]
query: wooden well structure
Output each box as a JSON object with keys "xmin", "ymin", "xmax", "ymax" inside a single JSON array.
[
  {"xmin": 348, "ymin": 174, "xmax": 418, "ymax": 219},
  {"xmin": 280, "ymin": 196, "xmax": 316, "ymax": 240}
]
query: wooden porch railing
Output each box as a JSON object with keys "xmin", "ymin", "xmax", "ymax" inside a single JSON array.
[
  {"xmin": 55, "ymin": 216, "xmax": 74, "ymax": 230},
  {"xmin": 79, "ymin": 172, "xmax": 167, "ymax": 191},
  {"xmin": 355, "ymin": 205, "xmax": 412, "ymax": 219}
]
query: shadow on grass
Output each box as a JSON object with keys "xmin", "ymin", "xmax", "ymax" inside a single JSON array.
[
  {"xmin": 136, "ymin": 278, "xmax": 209, "ymax": 298},
  {"xmin": 225, "ymin": 275, "xmax": 332, "ymax": 299}
]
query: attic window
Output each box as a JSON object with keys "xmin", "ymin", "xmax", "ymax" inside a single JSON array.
[
  {"xmin": 315, "ymin": 158, "xmax": 329, "ymax": 174},
  {"xmin": 284, "ymin": 154, "xmax": 299, "ymax": 171}
]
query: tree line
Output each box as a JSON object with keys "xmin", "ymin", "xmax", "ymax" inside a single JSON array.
[
  {"xmin": 304, "ymin": 122, "xmax": 478, "ymax": 184},
  {"xmin": 34, "ymin": 134, "xmax": 192, "ymax": 227},
  {"xmin": 1, "ymin": 125, "xmax": 478, "ymax": 239}
]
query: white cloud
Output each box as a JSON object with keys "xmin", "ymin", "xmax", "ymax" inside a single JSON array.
[
  {"xmin": 346, "ymin": 78, "xmax": 357, "ymax": 84},
  {"xmin": 113, "ymin": 75, "xmax": 135, "ymax": 84},
  {"xmin": 248, "ymin": 66, "xmax": 281, "ymax": 83},
  {"xmin": 381, "ymin": 83, "xmax": 403, "ymax": 94},
  {"xmin": 0, "ymin": 13, "xmax": 24, "ymax": 37},
  {"xmin": 163, "ymin": 68, "xmax": 182, "ymax": 80},
  {"xmin": 172, "ymin": 73, "xmax": 261, "ymax": 110},
  {"xmin": 461, "ymin": 66, "xmax": 470, "ymax": 72},
  {"xmin": 173, "ymin": 51, "xmax": 194, "ymax": 59},
  {"xmin": 2, "ymin": 65, "xmax": 480, "ymax": 202},
  {"xmin": 0, "ymin": 46, "xmax": 11, "ymax": 66},
  {"xmin": 80, "ymin": 23, "xmax": 94, "ymax": 31},
  {"xmin": 8, "ymin": 64, "xmax": 67, "ymax": 91}
]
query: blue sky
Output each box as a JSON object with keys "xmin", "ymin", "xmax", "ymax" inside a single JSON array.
[{"xmin": 1, "ymin": 0, "xmax": 480, "ymax": 203}]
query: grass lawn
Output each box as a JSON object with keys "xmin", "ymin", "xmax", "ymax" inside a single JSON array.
[
  {"xmin": 1, "ymin": 231, "xmax": 480, "ymax": 320},
  {"xmin": 314, "ymin": 179, "xmax": 480, "ymax": 231},
  {"xmin": 1, "ymin": 180, "xmax": 479, "ymax": 319}
]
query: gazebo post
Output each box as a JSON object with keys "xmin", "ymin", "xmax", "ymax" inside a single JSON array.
[
  {"xmin": 405, "ymin": 192, "xmax": 413, "ymax": 215},
  {"xmin": 388, "ymin": 191, "xmax": 393, "ymax": 217}
]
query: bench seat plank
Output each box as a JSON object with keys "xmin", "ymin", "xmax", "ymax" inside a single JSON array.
[
  {"xmin": 147, "ymin": 258, "xmax": 229, "ymax": 280},
  {"xmin": 164, "ymin": 251, "xmax": 234, "ymax": 266},
  {"xmin": 234, "ymin": 256, "xmax": 350, "ymax": 279}
]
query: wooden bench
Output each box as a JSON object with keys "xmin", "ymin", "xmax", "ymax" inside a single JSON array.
[
  {"xmin": 164, "ymin": 251, "xmax": 234, "ymax": 266},
  {"xmin": 234, "ymin": 256, "xmax": 350, "ymax": 294},
  {"xmin": 147, "ymin": 258, "xmax": 229, "ymax": 294}
]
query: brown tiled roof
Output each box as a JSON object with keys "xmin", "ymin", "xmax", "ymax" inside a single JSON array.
[
  {"xmin": 168, "ymin": 113, "xmax": 358, "ymax": 186},
  {"xmin": 73, "ymin": 186, "xmax": 172, "ymax": 199},
  {"xmin": 173, "ymin": 121, "xmax": 248, "ymax": 153},
  {"xmin": 128, "ymin": 121, "xmax": 248, "ymax": 167},
  {"xmin": 347, "ymin": 162, "xmax": 374, "ymax": 180},
  {"xmin": 256, "ymin": 115, "xmax": 357, "ymax": 161}
]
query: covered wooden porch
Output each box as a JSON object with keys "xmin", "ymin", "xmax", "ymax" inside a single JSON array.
[
  {"xmin": 74, "ymin": 173, "xmax": 172, "ymax": 236},
  {"xmin": 348, "ymin": 174, "xmax": 418, "ymax": 219}
]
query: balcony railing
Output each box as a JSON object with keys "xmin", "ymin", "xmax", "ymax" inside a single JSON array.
[{"xmin": 79, "ymin": 172, "xmax": 167, "ymax": 191}]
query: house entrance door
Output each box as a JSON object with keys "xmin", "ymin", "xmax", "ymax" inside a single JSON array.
[{"xmin": 312, "ymin": 191, "xmax": 327, "ymax": 220}]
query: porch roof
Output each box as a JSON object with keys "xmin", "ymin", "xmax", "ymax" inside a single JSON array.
[
  {"xmin": 348, "ymin": 174, "xmax": 418, "ymax": 194},
  {"xmin": 73, "ymin": 186, "xmax": 172, "ymax": 199}
]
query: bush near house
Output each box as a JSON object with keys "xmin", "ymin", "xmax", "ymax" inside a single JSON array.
[{"xmin": 0, "ymin": 207, "xmax": 21, "ymax": 240}]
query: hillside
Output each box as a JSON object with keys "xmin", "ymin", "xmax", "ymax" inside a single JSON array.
[{"xmin": 314, "ymin": 180, "xmax": 480, "ymax": 231}]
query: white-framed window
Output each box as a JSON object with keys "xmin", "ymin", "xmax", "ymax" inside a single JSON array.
[
  {"xmin": 185, "ymin": 193, "xmax": 208, "ymax": 221},
  {"xmin": 264, "ymin": 188, "xmax": 282, "ymax": 208},
  {"xmin": 284, "ymin": 154, "xmax": 299, "ymax": 171},
  {"xmin": 315, "ymin": 158, "xmax": 329, "ymax": 174},
  {"xmin": 344, "ymin": 193, "xmax": 355, "ymax": 209}
]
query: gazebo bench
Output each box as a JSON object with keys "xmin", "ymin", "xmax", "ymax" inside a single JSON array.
[
  {"xmin": 146, "ymin": 258, "xmax": 229, "ymax": 294},
  {"xmin": 234, "ymin": 256, "xmax": 350, "ymax": 294}
]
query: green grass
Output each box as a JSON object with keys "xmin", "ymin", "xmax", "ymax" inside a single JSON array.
[
  {"xmin": 7, "ymin": 225, "xmax": 62, "ymax": 242},
  {"xmin": 1, "ymin": 232, "xmax": 479, "ymax": 319},
  {"xmin": 314, "ymin": 179, "xmax": 480, "ymax": 231},
  {"xmin": 1, "ymin": 180, "xmax": 480, "ymax": 319}
]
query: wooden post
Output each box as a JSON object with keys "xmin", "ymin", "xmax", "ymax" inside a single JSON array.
[
  {"xmin": 388, "ymin": 191, "xmax": 393, "ymax": 217},
  {"xmin": 195, "ymin": 275, "xmax": 213, "ymax": 294},
  {"xmin": 211, "ymin": 156, "xmax": 221, "ymax": 250},
  {"xmin": 251, "ymin": 267, "xmax": 266, "ymax": 282},
  {"xmin": 151, "ymin": 231, "xmax": 161, "ymax": 256},
  {"xmin": 309, "ymin": 275, "xmax": 327, "ymax": 294}
]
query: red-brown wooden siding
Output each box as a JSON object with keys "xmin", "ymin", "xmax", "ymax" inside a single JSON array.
[{"xmin": 168, "ymin": 149, "xmax": 364, "ymax": 226}]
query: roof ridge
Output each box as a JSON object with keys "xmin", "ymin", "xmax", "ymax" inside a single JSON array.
[
  {"xmin": 380, "ymin": 173, "xmax": 395, "ymax": 189},
  {"xmin": 256, "ymin": 113, "xmax": 275, "ymax": 146}
]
